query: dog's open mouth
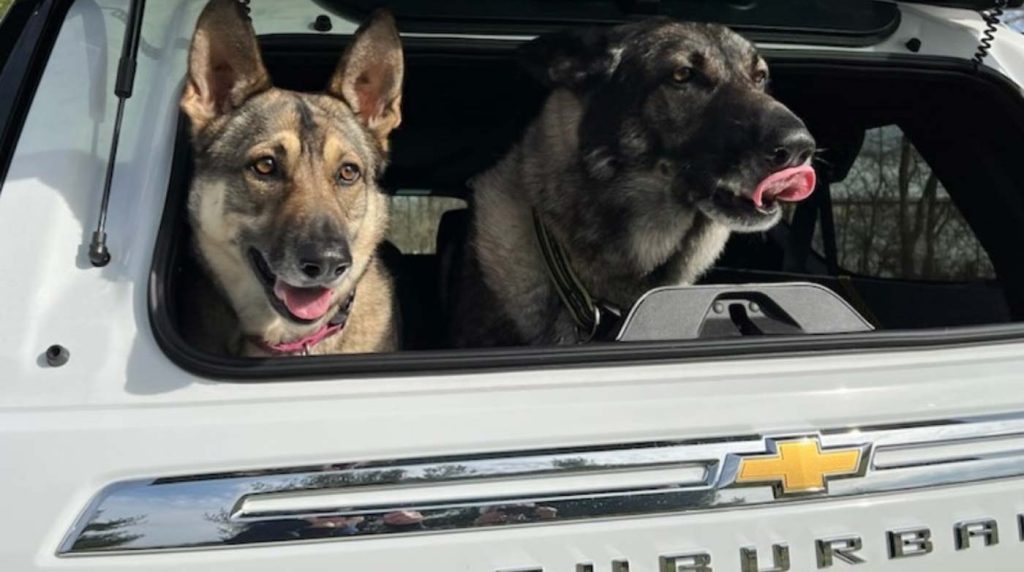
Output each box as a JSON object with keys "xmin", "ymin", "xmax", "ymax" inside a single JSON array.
[{"xmin": 248, "ymin": 249, "xmax": 334, "ymax": 324}]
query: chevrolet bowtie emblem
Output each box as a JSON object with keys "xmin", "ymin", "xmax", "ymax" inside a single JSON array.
[{"xmin": 729, "ymin": 437, "xmax": 871, "ymax": 497}]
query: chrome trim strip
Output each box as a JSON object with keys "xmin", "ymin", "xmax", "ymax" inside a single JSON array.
[
  {"xmin": 234, "ymin": 465, "xmax": 709, "ymax": 520},
  {"xmin": 872, "ymin": 432, "xmax": 1024, "ymax": 469},
  {"xmin": 59, "ymin": 414, "xmax": 1024, "ymax": 556}
]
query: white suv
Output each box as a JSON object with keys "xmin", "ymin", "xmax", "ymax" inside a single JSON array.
[{"xmin": 3, "ymin": 0, "xmax": 1024, "ymax": 570}]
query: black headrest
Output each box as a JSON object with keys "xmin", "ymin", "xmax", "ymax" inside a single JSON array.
[{"xmin": 436, "ymin": 208, "xmax": 471, "ymax": 255}]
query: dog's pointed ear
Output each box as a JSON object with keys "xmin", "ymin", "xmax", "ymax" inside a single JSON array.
[
  {"xmin": 180, "ymin": 0, "xmax": 271, "ymax": 133},
  {"xmin": 518, "ymin": 28, "xmax": 621, "ymax": 90},
  {"xmin": 327, "ymin": 11, "xmax": 404, "ymax": 147}
]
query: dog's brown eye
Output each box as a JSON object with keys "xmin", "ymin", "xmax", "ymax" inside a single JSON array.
[
  {"xmin": 672, "ymin": 67, "xmax": 693, "ymax": 84},
  {"xmin": 251, "ymin": 157, "xmax": 277, "ymax": 176},
  {"xmin": 337, "ymin": 163, "xmax": 362, "ymax": 185},
  {"xmin": 753, "ymin": 70, "xmax": 768, "ymax": 87}
]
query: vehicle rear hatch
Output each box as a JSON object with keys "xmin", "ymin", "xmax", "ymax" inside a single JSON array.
[{"xmin": 10, "ymin": 1, "xmax": 1024, "ymax": 571}]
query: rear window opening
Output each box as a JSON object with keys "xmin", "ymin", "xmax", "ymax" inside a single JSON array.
[{"xmin": 150, "ymin": 34, "xmax": 1024, "ymax": 378}]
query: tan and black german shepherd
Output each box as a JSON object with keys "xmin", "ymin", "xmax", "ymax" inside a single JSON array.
[
  {"xmin": 452, "ymin": 20, "xmax": 816, "ymax": 347},
  {"xmin": 180, "ymin": 0, "xmax": 402, "ymax": 356}
]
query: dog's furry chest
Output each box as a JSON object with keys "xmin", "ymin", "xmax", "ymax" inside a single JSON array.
[
  {"xmin": 463, "ymin": 140, "xmax": 730, "ymax": 346},
  {"xmin": 455, "ymin": 89, "xmax": 735, "ymax": 346}
]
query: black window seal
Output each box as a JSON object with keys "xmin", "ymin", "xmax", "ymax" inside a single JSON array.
[
  {"xmin": 0, "ymin": 0, "xmax": 74, "ymax": 189},
  {"xmin": 149, "ymin": 46, "xmax": 1024, "ymax": 382}
]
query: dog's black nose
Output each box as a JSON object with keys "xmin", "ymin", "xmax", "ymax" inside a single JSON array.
[
  {"xmin": 769, "ymin": 131, "xmax": 816, "ymax": 169},
  {"xmin": 761, "ymin": 103, "xmax": 815, "ymax": 169},
  {"xmin": 297, "ymin": 243, "xmax": 351, "ymax": 280}
]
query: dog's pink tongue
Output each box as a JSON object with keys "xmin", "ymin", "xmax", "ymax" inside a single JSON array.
[
  {"xmin": 273, "ymin": 280, "xmax": 333, "ymax": 320},
  {"xmin": 752, "ymin": 165, "xmax": 817, "ymax": 208}
]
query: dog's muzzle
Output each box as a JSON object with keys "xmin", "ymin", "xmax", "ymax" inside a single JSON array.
[{"xmin": 248, "ymin": 248, "xmax": 340, "ymax": 323}]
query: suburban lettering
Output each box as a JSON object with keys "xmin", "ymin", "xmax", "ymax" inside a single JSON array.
[
  {"xmin": 954, "ymin": 519, "xmax": 999, "ymax": 550},
  {"xmin": 497, "ymin": 515, "xmax": 1020, "ymax": 572},
  {"xmin": 887, "ymin": 528, "xmax": 933, "ymax": 559},
  {"xmin": 740, "ymin": 543, "xmax": 790, "ymax": 572},
  {"xmin": 815, "ymin": 536, "xmax": 865, "ymax": 568},
  {"xmin": 660, "ymin": 552, "xmax": 713, "ymax": 572}
]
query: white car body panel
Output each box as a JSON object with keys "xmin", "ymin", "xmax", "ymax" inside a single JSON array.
[{"xmin": 2, "ymin": 1, "xmax": 1024, "ymax": 570}]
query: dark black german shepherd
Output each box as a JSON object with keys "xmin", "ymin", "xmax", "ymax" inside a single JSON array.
[{"xmin": 452, "ymin": 19, "xmax": 817, "ymax": 347}]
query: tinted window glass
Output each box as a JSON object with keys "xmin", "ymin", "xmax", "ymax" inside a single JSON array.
[
  {"xmin": 387, "ymin": 195, "xmax": 467, "ymax": 254},
  {"xmin": 817, "ymin": 126, "xmax": 995, "ymax": 281}
]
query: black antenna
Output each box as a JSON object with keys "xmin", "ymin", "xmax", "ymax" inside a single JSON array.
[{"xmin": 88, "ymin": 0, "xmax": 146, "ymax": 267}]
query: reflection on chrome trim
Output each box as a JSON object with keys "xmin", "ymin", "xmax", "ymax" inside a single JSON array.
[{"xmin": 59, "ymin": 414, "xmax": 1024, "ymax": 556}]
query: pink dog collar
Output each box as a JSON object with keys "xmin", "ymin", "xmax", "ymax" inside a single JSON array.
[
  {"xmin": 256, "ymin": 321, "xmax": 345, "ymax": 355},
  {"xmin": 250, "ymin": 293, "xmax": 354, "ymax": 355}
]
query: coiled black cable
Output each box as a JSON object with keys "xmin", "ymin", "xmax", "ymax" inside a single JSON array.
[{"xmin": 974, "ymin": 0, "xmax": 1008, "ymax": 71}]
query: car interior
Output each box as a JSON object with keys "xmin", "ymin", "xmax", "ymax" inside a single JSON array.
[{"xmin": 152, "ymin": 31, "xmax": 1024, "ymax": 362}]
